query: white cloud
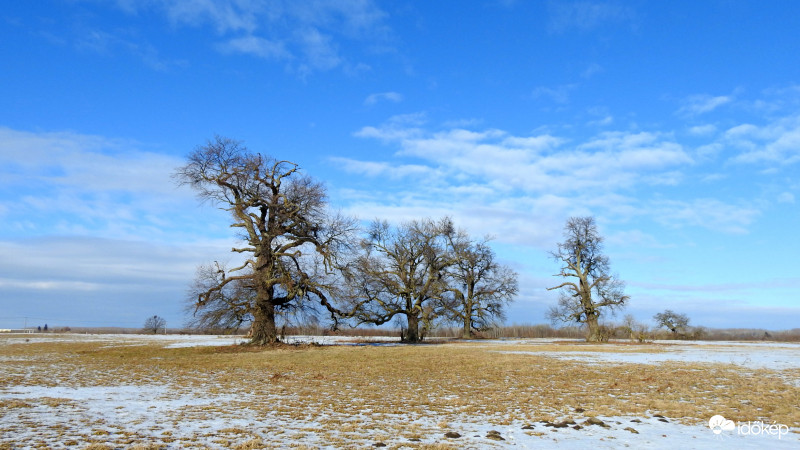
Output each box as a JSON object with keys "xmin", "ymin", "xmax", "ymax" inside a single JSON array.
[
  {"xmin": 581, "ymin": 62, "xmax": 603, "ymax": 79},
  {"xmin": 587, "ymin": 115, "xmax": 613, "ymax": 126},
  {"xmin": 296, "ymin": 27, "xmax": 342, "ymax": 72},
  {"xmin": 501, "ymin": 135, "xmax": 564, "ymax": 151},
  {"xmin": 531, "ymin": 84, "xmax": 577, "ymax": 104},
  {"xmin": 726, "ymin": 115, "xmax": 800, "ymax": 165},
  {"xmin": 364, "ymin": 91, "xmax": 403, "ymax": 106},
  {"xmin": 147, "ymin": 0, "xmax": 262, "ymax": 34},
  {"xmin": 0, "ymin": 127, "xmax": 231, "ymax": 242},
  {"xmin": 678, "ymin": 94, "xmax": 733, "ymax": 116},
  {"xmin": 217, "ymin": 35, "xmax": 290, "ymax": 60},
  {"xmin": 606, "ymin": 229, "xmax": 670, "ymax": 249},
  {"xmin": 0, "ymin": 127, "xmax": 182, "ymax": 195},
  {"xmin": 112, "ymin": 0, "xmax": 390, "ymax": 75},
  {"xmin": 351, "ymin": 122, "xmax": 692, "ymax": 196},
  {"xmin": 0, "ymin": 278, "xmax": 101, "ymax": 291},
  {"xmin": 338, "ymin": 119, "xmax": 725, "ymax": 244},
  {"xmin": 688, "ymin": 124, "xmax": 717, "ymax": 136},
  {"xmin": 652, "ymin": 198, "xmax": 759, "ymax": 234},
  {"xmin": 331, "ymin": 157, "xmax": 438, "ymax": 179},
  {"xmin": 547, "ymin": 1, "xmax": 637, "ymax": 33},
  {"xmin": 777, "ymin": 192, "xmax": 795, "ymax": 204}
]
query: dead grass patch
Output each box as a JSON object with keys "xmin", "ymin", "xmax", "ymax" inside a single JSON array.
[
  {"xmin": 0, "ymin": 399, "xmax": 32, "ymax": 409},
  {"xmin": 2, "ymin": 337, "xmax": 799, "ymax": 448}
]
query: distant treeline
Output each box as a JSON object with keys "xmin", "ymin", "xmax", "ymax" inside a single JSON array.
[{"xmin": 50, "ymin": 324, "xmax": 800, "ymax": 342}]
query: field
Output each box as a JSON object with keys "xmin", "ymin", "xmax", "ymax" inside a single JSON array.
[{"xmin": 1, "ymin": 334, "xmax": 799, "ymax": 449}]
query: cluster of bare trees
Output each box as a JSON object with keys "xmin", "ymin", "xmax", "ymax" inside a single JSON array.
[
  {"xmin": 175, "ymin": 137, "xmax": 518, "ymax": 344},
  {"xmin": 340, "ymin": 218, "xmax": 519, "ymax": 342}
]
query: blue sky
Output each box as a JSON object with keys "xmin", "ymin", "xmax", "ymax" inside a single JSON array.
[{"xmin": 1, "ymin": 1, "xmax": 798, "ymax": 331}]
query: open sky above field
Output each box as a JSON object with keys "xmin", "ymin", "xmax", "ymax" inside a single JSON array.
[{"xmin": 1, "ymin": 1, "xmax": 799, "ymax": 330}]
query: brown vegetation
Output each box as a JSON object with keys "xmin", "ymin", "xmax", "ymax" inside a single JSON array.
[{"xmin": 1, "ymin": 336, "xmax": 798, "ymax": 448}]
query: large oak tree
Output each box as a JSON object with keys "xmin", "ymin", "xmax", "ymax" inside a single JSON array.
[
  {"xmin": 547, "ymin": 216, "xmax": 629, "ymax": 342},
  {"xmin": 175, "ymin": 136, "xmax": 355, "ymax": 345},
  {"xmin": 342, "ymin": 218, "xmax": 453, "ymax": 343}
]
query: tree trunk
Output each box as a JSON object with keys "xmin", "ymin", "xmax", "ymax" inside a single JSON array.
[
  {"xmin": 585, "ymin": 313, "xmax": 602, "ymax": 342},
  {"xmin": 462, "ymin": 304, "xmax": 473, "ymax": 339},
  {"xmin": 250, "ymin": 300, "xmax": 278, "ymax": 345},
  {"xmin": 405, "ymin": 314, "xmax": 421, "ymax": 343}
]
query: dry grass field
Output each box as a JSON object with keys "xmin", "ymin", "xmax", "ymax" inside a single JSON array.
[{"xmin": 1, "ymin": 334, "xmax": 799, "ymax": 448}]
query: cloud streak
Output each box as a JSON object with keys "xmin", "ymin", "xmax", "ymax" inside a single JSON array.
[
  {"xmin": 678, "ymin": 93, "xmax": 734, "ymax": 116},
  {"xmin": 114, "ymin": 0, "xmax": 391, "ymax": 75},
  {"xmin": 364, "ymin": 91, "xmax": 403, "ymax": 106},
  {"xmin": 547, "ymin": 1, "xmax": 638, "ymax": 33},
  {"xmin": 0, "ymin": 127, "xmax": 227, "ymax": 242}
]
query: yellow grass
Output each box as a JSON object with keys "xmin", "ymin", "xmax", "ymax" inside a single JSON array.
[{"xmin": 1, "ymin": 337, "xmax": 798, "ymax": 448}]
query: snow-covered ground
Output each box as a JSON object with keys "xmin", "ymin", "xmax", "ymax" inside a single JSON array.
[
  {"xmin": 0, "ymin": 333, "xmax": 401, "ymax": 349},
  {"xmin": 1, "ymin": 333, "xmax": 798, "ymax": 448},
  {"xmin": 495, "ymin": 340, "xmax": 800, "ymax": 370}
]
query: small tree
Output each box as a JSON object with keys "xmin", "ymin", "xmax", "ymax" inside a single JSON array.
[
  {"xmin": 143, "ymin": 315, "xmax": 167, "ymax": 334},
  {"xmin": 620, "ymin": 314, "xmax": 650, "ymax": 342},
  {"xmin": 653, "ymin": 310, "xmax": 690, "ymax": 337},
  {"xmin": 546, "ymin": 216, "xmax": 629, "ymax": 342},
  {"xmin": 443, "ymin": 228, "xmax": 518, "ymax": 338}
]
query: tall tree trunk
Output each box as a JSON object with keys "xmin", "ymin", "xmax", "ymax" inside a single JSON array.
[
  {"xmin": 250, "ymin": 300, "xmax": 278, "ymax": 345},
  {"xmin": 585, "ymin": 312, "xmax": 602, "ymax": 342},
  {"xmin": 405, "ymin": 313, "xmax": 421, "ymax": 343},
  {"xmin": 462, "ymin": 304, "xmax": 473, "ymax": 339}
]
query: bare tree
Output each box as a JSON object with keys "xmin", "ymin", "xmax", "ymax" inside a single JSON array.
[
  {"xmin": 443, "ymin": 229, "xmax": 518, "ymax": 338},
  {"xmin": 653, "ymin": 310, "xmax": 690, "ymax": 336},
  {"xmin": 342, "ymin": 218, "xmax": 453, "ymax": 343},
  {"xmin": 143, "ymin": 315, "xmax": 167, "ymax": 334},
  {"xmin": 546, "ymin": 216, "xmax": 629, "ymax": 342},
  {"xmin": 621, "ymin": 314, "xmax": 650, "ymax": 342},
  {"xmin": 175, "ymin": 136, "xmax": 357, "ymax": 345}
]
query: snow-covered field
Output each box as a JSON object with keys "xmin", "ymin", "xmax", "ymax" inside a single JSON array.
[
  {"xmin": 493, "ymin": 338, "xmax": 800, "ymax": 370},
  {"xmin": 1, "ymin": 333, "xmax": 798, "ymax": 449}
]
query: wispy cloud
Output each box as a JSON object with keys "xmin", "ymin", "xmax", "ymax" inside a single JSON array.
[
  {"xmin": 651, "ymin": 198, "xmax": 759, "ymax": 234},
  {"xmin": 75, "ymin": 28, "xmax": 186, "ymax": 72},
  {"xmin": 547, "ymin": 1, "xmax": 637, "ymax": 33},
  {"xmin": 114, "ymin": 0, "xmax": 391, "ymax": 76},
  {"xmin": 353, "ymin": 120, "xmax": 692, "ymax": 195},
  {"xmin": 217, "ymin": 35, "xmax": 290, "ymax": 60},
  {"xmin": 777, "ymin": 192, "xmax": 795, "ymax": 204},
  {"xmin": 688, "ymin": 124, "xmax": 717, "ymax": 136},
  {"xmin": 532, "ymin": 83, "xmax": 578, "ymax": 104},
  {"xmin": 726, "ymin": 115, "xmax": 800, "ymax": 165},
  {"xmin": 0, "ymin": 127, "xmax": 226, "ymax": 242},
  {"xmin": 364, "ymin": 91, "xmax": 403, "ymax": 106},
  {"xmin": 331, "ymin": 157, "xmax": 437, "ymax": 179},
  {"xmin": 340, "ymin": 117, "xmax": 717, "ymax": 245},
  {"xmin": 678, "ymin": 93, "xmax": 733, "ymax": 116}
]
